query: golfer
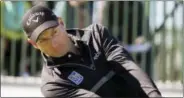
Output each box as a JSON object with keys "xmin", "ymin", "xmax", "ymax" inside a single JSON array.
[{"xmin": 22, "ymin": 5, "xmax": 161, "ymax": 97}]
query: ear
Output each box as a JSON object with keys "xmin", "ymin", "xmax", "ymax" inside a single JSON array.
[
  {"xmin": 27, "ymin": 38, "xmax": 38, "ymax": 49},
  {"xmin": 58, "ymin": 17, "xmax": 64, "ymax": 26}
]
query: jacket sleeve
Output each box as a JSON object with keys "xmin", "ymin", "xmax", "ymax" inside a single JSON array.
[
  {"xmin": 41, "ymin": 83, "xmax": 100, "ymax": 97},
  {"xmin": 40, "ymin": 64, "xmax": 101, "ymax": 98},
  {"xmin": 96, "ymin": 24, "xmax": 162, "ymax": 97}
]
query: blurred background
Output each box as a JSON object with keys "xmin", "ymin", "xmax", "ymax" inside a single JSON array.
[{"xmin": 1, "ymin": 1, "xmax": 183, "ymax": 97}]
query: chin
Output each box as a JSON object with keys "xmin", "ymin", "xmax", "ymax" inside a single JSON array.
[
  {"xmin": 55, "ymin": 52, "xmax": 67, "ymax": 57},
  {"xmin": 54, "ymin": 55, "xmax": 62, "ymax": 57}
]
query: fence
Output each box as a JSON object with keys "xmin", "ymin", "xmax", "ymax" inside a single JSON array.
[{"xmin": 0, "ymin": 1, "xmax": 183, "ymax": 83}]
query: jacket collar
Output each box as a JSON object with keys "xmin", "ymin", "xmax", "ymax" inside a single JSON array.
[
  {"xmin": 42, "ymin": 39, "xmax": 84, "ymax": 66},
  {"xmin": 41, "ymin": 29, "xmax": 95, "ymax": 69}
]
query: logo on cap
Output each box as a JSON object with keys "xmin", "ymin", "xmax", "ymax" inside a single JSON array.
[
  {"xmin": 26, "ymin": 12, "xmax": 44, "ymax": 26},
  {"xmin": 32, "ymin": 17, "xmax": 39, "ymax": 23}
]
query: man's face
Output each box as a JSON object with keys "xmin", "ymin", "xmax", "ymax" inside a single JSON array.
[{"xmin": 35, "ymin": 23, "xmax": 71, "ymax": 57}]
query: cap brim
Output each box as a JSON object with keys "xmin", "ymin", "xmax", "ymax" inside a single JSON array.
[{"xmin": 30, "ymin": 20, "xmax": 58, "ymax": 42}]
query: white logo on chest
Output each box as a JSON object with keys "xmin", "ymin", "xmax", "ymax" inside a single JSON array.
[{"xmin": 68, "ymin": 71, "xmax": 84, "ymax": 85}]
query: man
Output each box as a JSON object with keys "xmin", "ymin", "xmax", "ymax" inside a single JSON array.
[{"xmin": 22, "ymin": 5, "xmax": 161, "ymax": 97}]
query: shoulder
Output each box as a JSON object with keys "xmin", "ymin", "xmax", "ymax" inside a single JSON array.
[
  {"xmin": 66, "ymin": 24, "xmax": 107, "ymax": 34},
  {"xmin": 66, "ymin": 24, "xmax": 108, "ymax": 39},
  {"xmin": 83, "ymin": 24, "xmax": 109, "ymax": 39},
  {"xmin": 83, "ymin": 23, "xmax": 106, "ymax": 33}
]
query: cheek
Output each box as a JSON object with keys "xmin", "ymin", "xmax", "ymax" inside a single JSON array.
[
  {"xmin": 51, "ymin": 35, "xmax": 69, "ymax": 51},
  {"xmin": 39, "ymin": 42, "xmax": 53, "ymax": 52}
]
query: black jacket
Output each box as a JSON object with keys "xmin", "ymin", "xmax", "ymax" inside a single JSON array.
[{"xmin": 40, "ymin": 24, "xmax": 161, "ymax": 97}]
